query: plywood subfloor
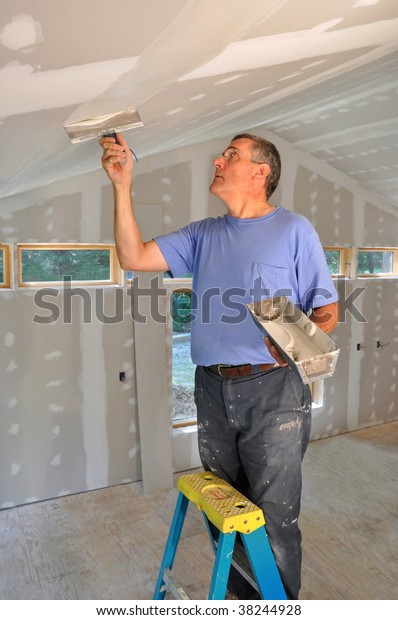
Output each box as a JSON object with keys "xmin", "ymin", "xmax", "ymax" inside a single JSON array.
[{"xmin": 0, "ymin": 421, "xmax": 397, "ymax": 600}]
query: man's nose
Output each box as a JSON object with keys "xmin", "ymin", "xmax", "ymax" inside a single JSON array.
[{"xmin": 213, "ymin": 156, "xmax": 223, "ymax": 168}]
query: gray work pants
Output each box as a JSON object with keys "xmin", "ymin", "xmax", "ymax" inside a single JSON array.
[{"xmin": 194, "ymin": 364, "xmax": 312, "ymax": 600}]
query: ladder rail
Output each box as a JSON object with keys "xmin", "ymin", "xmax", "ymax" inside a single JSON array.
[
  {"xmin": 153, "ymin": 472, "xmax": 287, "ymax": 601},
  {"xmin": 208, "ymin": 531, "xmax": 236, "ymax": 600},
  {"xmin": 153, "ymin": 493, "xmax": 189, "ymax": 600},
  {"xmin": 242, "ymin": 528, "xmax": 287, "ymax": 600}
]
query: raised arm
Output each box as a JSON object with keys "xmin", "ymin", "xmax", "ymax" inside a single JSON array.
[{"xmin": 100, "ymin": 133, "xmax": 169, "ymax": 272}]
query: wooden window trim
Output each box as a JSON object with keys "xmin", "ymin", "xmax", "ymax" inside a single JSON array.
[
  {"xmin": 323, "ymin": 246, "xmax": 352, "ymax": 279},
  {"xmin": 128, "ymin": 274, "xmax": 193, "ymax": 285},
  {"xmin": 17, "ymin": 243, "xmax": 121, "ymax": 287},
  {"xmin": 173, "ymin": 419, "xmax": 197, "ymax": 429},
  {"xmin": 0, "ymin": 244, "xmax": 12, "ymax": 288},
  {"xmin": 357, "ymin": 247, "xmax": 398, "ymax": 278}
]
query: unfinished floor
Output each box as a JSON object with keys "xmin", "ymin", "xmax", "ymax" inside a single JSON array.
[{"xmin": 1, "ymin": 421, "xmax": 397, "ymax": 600}]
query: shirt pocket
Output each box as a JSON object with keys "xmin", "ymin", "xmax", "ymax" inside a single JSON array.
[{"xmin": 250, "ymin": 261, "xmax": 291, "ymax": 300}]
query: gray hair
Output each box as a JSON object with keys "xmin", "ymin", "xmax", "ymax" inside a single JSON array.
[{"xmin": 232, "ymin": 133, "xmax": 281, "ymax": 199}]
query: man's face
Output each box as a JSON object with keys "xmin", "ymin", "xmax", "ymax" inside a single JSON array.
[{"xmin": 209, "ymin": 138, "xmax": 262, "ymax": 201}]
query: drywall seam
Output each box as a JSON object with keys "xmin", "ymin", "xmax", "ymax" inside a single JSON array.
[
  {"xmin": 133, "ymin": 271, "xmax": 174, "ymax": 493},
  {"xmin": 64, "ymin": 0, "xmax": 290, "ymax": 123},
  {"xmin": 294, "ymin": 118, "xmax": 398, "ymax": 152},
  {"xmin": 181, "ymin": 20, "xmax": 398, "ymax": 80},
  {"xmin": 269, "ymin": 75, "xmax": 398, "ymax": 128},
  {"xmin": 352, "ymin": 192, "xmax": 365, "ymax": 248},
  {"xmin": 79, "ymin": 186, "xmax": 109, "ymax": 488},
  {"xmin": 0, "ymin": 57, "xmax": 138, "ymax": 117},
  {"xmin": 346, "ymin": 194, "xmax": 366, "ymax": 431},
  {"xmin": 346, "ymin": 298, "xmax": 365, "ymax": 432},
  {"xmin": 80, "ymin": 319, "xmax": 109, "ymax": 489}
]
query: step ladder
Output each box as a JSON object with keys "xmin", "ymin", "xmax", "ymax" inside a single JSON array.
[{"xmin": 153, "ymin": 471, "xmax": 287, "ymax": 600}]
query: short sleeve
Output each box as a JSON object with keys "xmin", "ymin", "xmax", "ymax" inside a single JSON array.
[{"xmin": 154, "ymin": 223, "xmax": 197, "ymax": 277}]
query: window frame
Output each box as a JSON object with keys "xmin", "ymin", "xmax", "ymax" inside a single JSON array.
[
  {"xmin": 17, "ymin": 243, "xmax": 121, "ymax": 288},
  {"xmin": 323, "ymin": 246, "xmax": 352, "ymax": 279},
  {"xmin": 356, "ymin": 247, "xmax": 398, "ymax": 278},
  {"xmin": 164, "ymin": 278, "xmax": 197, "ymax": 429},
  {"xmin": 0, "ymin": 244, "xmax": 12, "ymax": 289}
]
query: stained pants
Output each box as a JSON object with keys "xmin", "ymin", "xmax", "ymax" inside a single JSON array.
[{"xmin": 194, "ymin": 365, "xmax": 312, "ymax": 600}]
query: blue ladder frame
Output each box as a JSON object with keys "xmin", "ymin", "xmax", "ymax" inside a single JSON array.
[{"xmin": 153, "ymin": 490, "xmax": 286, "ymax": 600}]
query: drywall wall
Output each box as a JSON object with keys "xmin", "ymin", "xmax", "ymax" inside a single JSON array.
[{"xmin": 0, "ymin": 129, "xmax": 397, "ymax": 507}]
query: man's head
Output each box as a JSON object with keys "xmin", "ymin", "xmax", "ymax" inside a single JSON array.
[
  {"xmin": 210, "ymin": 133, "xmax": 281, "ymax": 204},
  {"xmin": 232, "ymin": 133, "xmax": 281, "ymax": 199}
]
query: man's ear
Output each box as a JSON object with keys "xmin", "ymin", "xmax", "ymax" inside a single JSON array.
[
  {"xmin": 257, "ymin": 163, "xmax": 270, "ymax": 177},
  {"xmin": 253, "ymin": 163, "xmax": 270, "ymax": 181}
]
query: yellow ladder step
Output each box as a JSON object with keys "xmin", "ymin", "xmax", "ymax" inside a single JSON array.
[{"xmin": 177, "ymin": 471, "xmax": 265, "ymax": 534}]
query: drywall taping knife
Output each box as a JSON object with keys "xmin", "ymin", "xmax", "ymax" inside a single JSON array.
[{"xmin": 63, "ymin": 107, "xmax": 143, "ymax": 161}]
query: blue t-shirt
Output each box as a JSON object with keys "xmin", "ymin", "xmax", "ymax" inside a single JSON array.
[{"xmin": 155, "ymin": 207, "xmax": 338, "ymax": 366}]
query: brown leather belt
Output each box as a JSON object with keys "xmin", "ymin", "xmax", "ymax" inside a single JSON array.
[{"xmin": 207, "ymin": 363, "xmax": 276, "ymax": 378}]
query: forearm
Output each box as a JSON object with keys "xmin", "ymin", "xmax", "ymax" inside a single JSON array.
[
  {"xmin": 310, "ymin": 302, "xmax": 339, "ymax": 334},
  {"xmin": 101, "ymin": 133, "xmax": 169, "ymax": 272},
  {"xmin": 113, "ymin": 183, "xmax": 145, "ymax": 270}
]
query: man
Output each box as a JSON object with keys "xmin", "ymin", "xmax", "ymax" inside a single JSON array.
[{"xmin": 100, "ymin": 133, "xmax": 339, "ymax": 599}]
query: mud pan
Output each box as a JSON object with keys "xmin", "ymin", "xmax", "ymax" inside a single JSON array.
[
  {"xmin": 63, "ymin": 107, "xmax": 143, "ymax": 143},
  {"xmin": 247, "ymin": 296, "xmax": 339, "ymax": 384}
]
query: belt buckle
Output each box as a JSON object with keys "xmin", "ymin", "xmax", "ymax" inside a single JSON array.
[{"xmin": 217, "ymin": 364, "xmax": 230, "ymax": 376}]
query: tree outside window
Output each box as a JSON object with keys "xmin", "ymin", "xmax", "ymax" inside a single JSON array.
[
  {"xmin": 357, "ymin": 250, "xmax": 393, "ymax": 275},
  {"xmin": 171, "ymin": 289, "xmax": 196, "ymax": 426}
]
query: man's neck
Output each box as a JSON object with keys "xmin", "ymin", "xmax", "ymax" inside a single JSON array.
[{"xmin": 226, "ymin": 200, "xmax": 276, "ymax": 219}]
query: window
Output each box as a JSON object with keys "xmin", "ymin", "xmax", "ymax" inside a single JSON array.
[
  {"xmin": 17, "ymin": 244, "xmax": 120, "ymax": 287},
  {"xmin": 170, "ymin": 287, "xmax": 196, "ymax": 427},
  {"xmin": 0, "ymin": 244, "xmax": 11, "ymax": 288},
  {"xmin": 172, "ymin": 289, "xmax": 192, "ymax": 334},
  {"xmin": 357, "ymin": 248, "xmax": 398, "ymax": 277},
  {"xmin": 324, "ymin": 246, "xmax": 351, "ymax": 278}
]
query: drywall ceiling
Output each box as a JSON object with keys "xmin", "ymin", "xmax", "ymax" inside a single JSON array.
[{"xmin": 1, "ymin": 0, "xmax": 398, "ymax": 207}]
